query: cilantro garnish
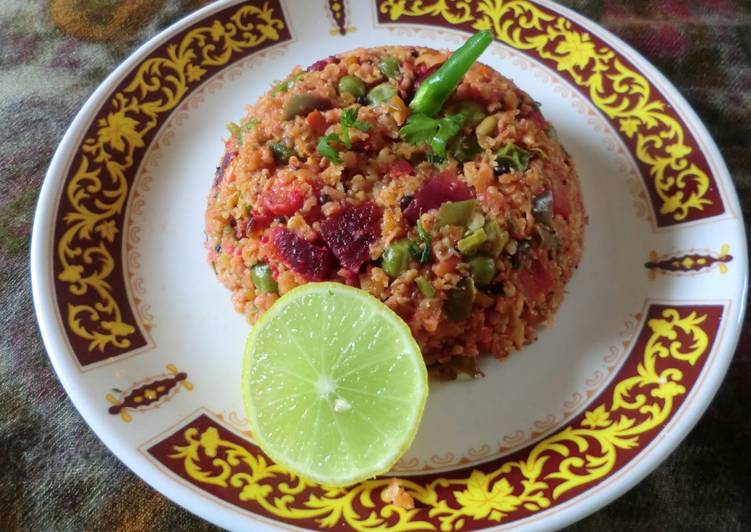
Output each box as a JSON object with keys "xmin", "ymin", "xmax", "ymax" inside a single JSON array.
[
  {"xmin": 340, "ymin": 106, "xmax": 370, "ymax": 148},
  {"xmin": 317, "ymin": 133, "xmax": 342, "ymax": 164},
  {"xmin": 399, "ymin": 113, "xmax": 464, "ymax": 157}
]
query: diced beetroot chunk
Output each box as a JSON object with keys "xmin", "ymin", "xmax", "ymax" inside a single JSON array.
[
  {"xmin": 403, "ymin": 170, "xmax": 475, "ymax": 224},
  {"xmin": 389, "ymin": 159, "xmax": 414, "ymax": 178},
  {"xmin": 517, "ymin": 259, "xmax": 554, "ymax": 304},
  {"xmin": 307, "ymin": 56, "xmax": 338, "ymax": 72},
  {"xmin": 260, "ymin": 188, "xmax": 305, "ymax": 217},
  {"xmin": 272, "ymin": 227, "xmax": 336, "ymax": 281},
  {"xmin": 320, "ymin": 202, "xmax": 382, "ymax": 271}
]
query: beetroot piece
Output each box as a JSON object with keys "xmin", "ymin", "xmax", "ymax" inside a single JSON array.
[
  {"xmin": 517, "ymin": 259, "xmax": 554, "ymax": 305},
  {"xmin": 307, "ymin": 56, "xmax": 339, "ymax": 72},
  {"xmin": 271, "ymin": 227, "xmax": 336, "ymax": 281},
  {"xmin": 213, "ymin": 146, "xmax": 236, "ymax": 188},
  {"xmin": 403, "ymin": 170, "xmax": 475, "ymax": 224},
  {"xmin": 319, "ymin": 202, "xmax": 382, "ymax": 271},
  {"xmin": 389, "ymin": 159, "xmax": 414, "ymax": 179}
]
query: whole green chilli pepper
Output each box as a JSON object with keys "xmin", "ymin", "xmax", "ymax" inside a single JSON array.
[{"xmin": 409, "ymin": 30, "xmax": 493, "ymax": 117}]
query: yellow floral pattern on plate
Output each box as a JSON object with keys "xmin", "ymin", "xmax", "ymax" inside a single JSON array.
[
  {"xmin": 377, "ymin": 0, "xmax": 724, "ymax": 226},
  {"xmin": 53, "ymin": 2, "xmax": 288, "ymax": 364},
  {"xmin": 148, "ymin": 305, "xmax": 722, "ymax": 530}
]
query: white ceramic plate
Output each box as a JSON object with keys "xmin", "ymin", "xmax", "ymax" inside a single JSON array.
[{"xmin": 32, "ymin": 1, "xmax": 747, "ymax": 530}]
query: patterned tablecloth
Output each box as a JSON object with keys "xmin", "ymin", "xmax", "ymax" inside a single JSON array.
[{"xmin": 1, "ymin": 0, "xmax": 748, "ymax": 530}]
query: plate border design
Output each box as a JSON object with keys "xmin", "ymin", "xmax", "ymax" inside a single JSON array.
[
  {"xmin": 51, "ymin": 0, "xmax": 291, "ymax": 366},
  {"xmin": 144, "ymin": 303, "xmax": 723, "ymax": 530},
  {"xmin": 375, "ymin": 0, "xmax": 726, "ymax": 229}
]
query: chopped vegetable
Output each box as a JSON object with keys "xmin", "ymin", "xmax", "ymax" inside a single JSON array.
[
  {"xmin": 317, "ymin": 133, "xmax": 342, "ymax": 163},
  {"xmin": 409, "ymin": 220, "xmax": 432, "ymax": 263},
  {"xmin": 457, "ymin": 228, "xmax": 487, "ymax": 255},
  {"xmin": 475, "ymin": 115, "xmax": 498, "ymax": 138},
  {"xmin": 381, "ymin": 239, "xmax": 411, "ymax": 277},
  {"xmin": 532, "ymin": 189, "xmax": 554, "ymax": 227},
  {"xmin": 517, "ymin": 258, "xmax": 553, "ymax": 304},
  {"xmin": 282, "ymin": 94, "xmax": 331, "ymax": 120},
  {"xmin": 496, "ymin": 142, "xmax": 530, "ymax": 172},
  {"xmin": 379, "ymin": 56, "xmax": 401, "ymax": 79},
  {"xmin": 271, "ymin": 227, "xmax": 336, "ymax": 281},
  {"xmin": 271, "ymin": 142, "xmax": 294, "ymax": 163},
  {"xmin": 389, "ymin": 159, "xmax": 414, "ymax": 178},
  {"xmin": 339, "ymin": 106, "xmax": 370, "ymax": 148},
  {"xmin": 320, "ymin": 202, "xmax": 382, "ymax": 271},
  {"xmin": 399, "ymin": 112, "xmax": 464, "ymax": 157},
  {"xmin": 469, "ymin": 256, "xmax": 496, "ymax": 286},
  {"xmin": 272, "ymin": 71, "xmax": 304, "ymax": 95},
  {"xmin": 445, "ymin": 101, "xmax": 486, "ymax": 128},
  {"xmin": 551, "ymin": 175, "xmax": 571, "ymax": 219},
  {"xmin": 226, "ymin": 121, "xmax": 241, "ymax": 138},
  {"xmin": 415, "ymin": 276, "xmax": 435, "ymax": 297},
  {"xmin": 445, "ymin": 277, "xmax": 475, "ymax": 321},
  {"xmin": 366, "ymin": 82, "xmax": 397, "ymax": 106},
  {"xmin": 482, "ymin": 220, "xmax": 509, "ymax": 258},
  {"xmin": 403, "ymin": 170, "xmax": 474, "ymax": 224},
  {"xmin": 306, "ymin": 109, "xmax": 328, "ymax": 135},
  {"xmin": 467, "ymin": 211, "xmax": 485, "ymax": 232},
  {"xmin": 386, "ymin": 95, "xmax": 409, "ymax": 125},
  {"xmin": 338, "ymin": 75, "xmax": 366, "ymax": 98},
  {"xmin": 251, "ymin": 263, "xmax": 278, "ymax": 293},
  {"xmin": 409, "ymin": 30, "xmax": 493, "ymax": 117},
  {"xmin": 426, "ymin": 153, "xmax": 445, "ymax": 166},
  {"xmin": 534, "ymin": 225, "xmax": 558, "ymax": 249},
  {"xmin": 436, "ymin": 199, "xmax": 477, "ymax": 228},
  {"xmin": 260, "ymin": 186, "xmax": 305, "ymax": 217},
  {"xmin": 448, "ymin": 133, "xmax": 481, "ymax": 162}
]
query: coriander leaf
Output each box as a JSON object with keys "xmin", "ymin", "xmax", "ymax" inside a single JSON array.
[
  {"xmin": 430, "ymin": 113, "xmax": 464, "ymax": 157},
  {"xmin": 399, "ymin": 113, "xmax": 438, "ymax": 146},
  {"xmin": 340, "ymin": 106, "xmax": 370, "ymax": 148},
  {"xmin": 426, "ymin": 152, "xmax": 445, "ymax": 165},
  {"xmin": 317, "ymin": 133, "xmax": 342, "ymax": 163},
  {"xmin": 272, "ymin": 71, "xmax": 304, "ymax": 95},
  {"xmin": 399, "ymin": 112, "xmax": 464, "ymax": 158},
  {"xmin": 409, "ymin": 220, "xmax": 432, "ymax": 263}
]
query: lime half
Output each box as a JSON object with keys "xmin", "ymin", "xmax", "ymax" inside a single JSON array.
[{"xmin": 242, "ymin": 282, "xmax": 428, "ymax": 486}]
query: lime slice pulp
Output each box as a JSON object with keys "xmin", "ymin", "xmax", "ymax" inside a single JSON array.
[{"xmin": 242, "ymin": 282, "xmax": 428, "ymax": 487}]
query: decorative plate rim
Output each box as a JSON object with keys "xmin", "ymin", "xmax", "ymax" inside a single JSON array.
[{"xmin": 31, "ymin": 0, "xmax": 748, "ymax": 530}]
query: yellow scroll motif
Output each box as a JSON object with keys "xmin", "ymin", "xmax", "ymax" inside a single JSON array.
[
  {"xmin": 57, "ymin": 4, "xmax": 284, "ymax": 352},
  {"xmin": 168, "ymin": 308, "xmax": 709, "ymax": 530},
  {"xmin": 379, "ymin": 0, "xmax": 713, "ymax": 222}
]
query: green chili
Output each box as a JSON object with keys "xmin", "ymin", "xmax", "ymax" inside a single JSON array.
[
  {"xmin": 457, "ymin": 228, "xmax": 487, "ymax": 255},
  {"xmin": 415, "ymin": 276, "xmax": 435, "ymax": 297},
  {"xmin": 469, "ymin": 255, "xmax": 496, "ymax": 286},
  {"xmin": 436, "ymin": 199, "xmax": 477, "ymax": 228},
  {"xmin": 482, "ymin": 220, "xmax": 509, "ymax": 258},
  {"xmin": 251, "ymin": 263, "xmax": 278, "ymax": 293},
  {"xmin": 496, "ymin": 142, "xmax": 530, "ymax": 172},
  {"xmin": 409, "ymin": 30, "xmax": 493, "ymax": 117},
  {"xmin": 381, "ymin": 239, "xmax": 411, "ymax": 277},
  {"xmin": 445, "ymin": 277, "xmax": 475, "ymax": 321}
]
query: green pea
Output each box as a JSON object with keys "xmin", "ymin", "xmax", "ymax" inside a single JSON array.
[
  {"xmin": 445, "ymin": 277, "xmax": 475, "ymax": 321},
  {"xmin": 271, "ymin": 142, "xmax": 294, "ymax": 163},
  {"xmin": 457, "ymin": 228, "xmax": 487, "ymax": 256},
  {"xmin": 436, "ymin": 199, "xmax": 477, "ymax": 228},
  {"xmin": 366, "ymin": 82, "xmax": 397, "ymax": 106},
  {"xmin": 381, "ymin": 239, "xmax": 411, "ymax": 277},
  {"xmin": 496, "ymin": 142, "xmax": 530, "ymax": 172},
  {"xmin": 379, "ymin": 56, "xmax": 401, "ymax": 79},
  {"xmin": 338, "ymin": 75, "xmax": 366, "ymax": 98},
  {"xmin": 251, "ymin": 263, "xmax": 278, "ymax": 294},
  {"xmin": 445, "ymin": 101, "xmax": 487, "ymax": 128},
  {"xmin": 415, "ymin": 276, "xmax": 435, "ymax": 297},
  {"xmin": 469, "ymin": 256, "xmax": 496, "ymax": 286}
]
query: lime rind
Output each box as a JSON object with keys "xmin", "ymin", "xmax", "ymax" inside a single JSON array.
[{"xmin": 242, "ymin": 282, "xmax": 428, "ymax": 487}]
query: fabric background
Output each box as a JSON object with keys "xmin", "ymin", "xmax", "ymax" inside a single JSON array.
[{"xmin": 1, "ymin": 0, "xmax": 748, "ymax": 530}]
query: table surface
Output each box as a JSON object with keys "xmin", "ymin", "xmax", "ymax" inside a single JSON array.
[{"xmin": 1, "ymin": 0, "xmax": 749, "ymax": 530}]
